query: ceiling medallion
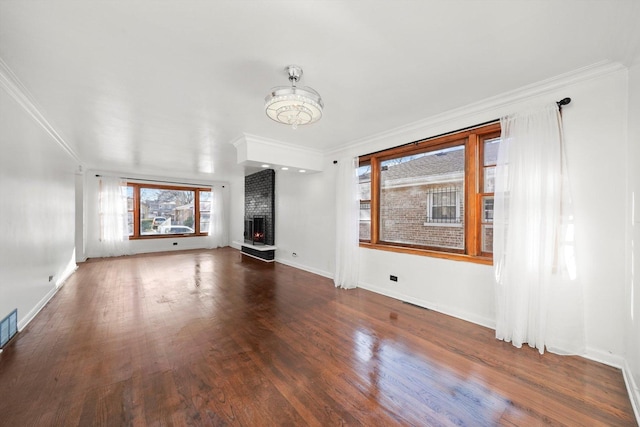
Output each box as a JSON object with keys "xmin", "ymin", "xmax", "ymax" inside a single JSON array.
[{"xmin": 264, "ymin": 65, "xmax": 323, "ymax": 129}]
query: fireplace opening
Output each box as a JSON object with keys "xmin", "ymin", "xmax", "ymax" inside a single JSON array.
[{"xmin": 244, "ymin": 216, "xmax": 266, "ymax": 245}]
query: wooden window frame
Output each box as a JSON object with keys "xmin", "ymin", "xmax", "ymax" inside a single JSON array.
[
  {"xmin": 358, "ymin": 122, "xmax": 500, "ymax": 265},
  {"xmin": 127, "ymin": 183, "xmax": 212, "ymax": 239}
]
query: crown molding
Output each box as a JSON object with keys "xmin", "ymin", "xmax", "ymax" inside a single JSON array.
[
  {"xmin": 0, "ymin": 57, "xmax": 82, "ymax": 165},
  {"xmin": 329, "ymin": 60, "xmax": 627, "ymax": 157}
]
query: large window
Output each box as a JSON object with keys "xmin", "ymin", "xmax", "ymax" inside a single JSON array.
[
  {"xmin": 359, "ymin": 123, "xmax": 500, "ymax": 263},
  {"xmin": 127, "ymin": 183, "xmax": 211, "ymax": 238}
]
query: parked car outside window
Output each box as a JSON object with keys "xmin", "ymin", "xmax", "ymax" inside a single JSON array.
[
  {"xmin": 163, "ymin": 226, "xmax": 194, "ymax": 234},
  {"xmin": 152, "ymin": 217, "xmax": 167, "ymax": 230}
]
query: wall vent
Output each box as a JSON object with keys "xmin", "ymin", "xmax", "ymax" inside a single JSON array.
[{"xmin": 0, "ymin": 309, "xmax": 18, "ymax": 349}]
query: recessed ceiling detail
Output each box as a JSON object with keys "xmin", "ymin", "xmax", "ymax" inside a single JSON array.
[{"xmin": 231, "ymin": 133, "xmax": 324, "ymax": 174}]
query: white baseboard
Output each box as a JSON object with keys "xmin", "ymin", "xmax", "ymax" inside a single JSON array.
[
  {"xmin": 623, "ymin": 360, "xmax": 640, "ymax": 425},
  {"xmin": 230, "ymin": 245, "xmax": 334, "ymax": 278},
  {"xmin": 583, "ymin": 346, "xmax": 625, "ymax": 369},
  {"xmin": 18, "ymin": 286, "xmax": 59, "ymax": 331},
  {"xmin": 274, "ymin": 257, "xmax": 334, "ymax": 279},
  {"xmin": 357, "ymin": 280, "xmax": 496, "ymax": 330},
  {"xmin": 57, "ymin": 257, "xmax": 78, "ymax": 289},
  {"xmin": 18, "ymin": 256, "xmax": 77, "ymax": 331}
]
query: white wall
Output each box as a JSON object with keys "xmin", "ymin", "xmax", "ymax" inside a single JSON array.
[
  {"xmin": 626, "ymin": 60, "xmax": 640, "ymax": 417},
  {"xmin": 274, "ymin": 166, "xmax": 336, "ymax": 277},
  {"xmin": 0, "ymin": 86, "xmax": 78, "ymax": 329},
  {"xmin": 228, "ymin": 165, "xmax": 336, "ymax": 277},
  {"xmin": 229, "ymin": 172, "xmax": 246, "ymax": 249},
  {"xmin": 266, "ymin": 63, "xmax": 632, "ymax": 366},
  {"xmin": 564, "ymin": 69, "xmax": 628, "ymax": 362},
  {"xmin": 83, "ymin": 172, "xmax": 231, "ymax": 258}
]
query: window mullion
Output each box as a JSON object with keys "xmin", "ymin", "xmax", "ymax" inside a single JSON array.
[
  {"xmin": 371, "ymin": 156, "xmax": 380, "ymax": 244},
  {"xmin": 133, "ymin": 185, "xmax": 140, "ymax": 238},
  {"xmin": 195, "ymin": 190, "xmax": 201, "ymax": 234},
  {"xmin": 466, "ymin": 134, "xmax": 479, "ymax": 256}
]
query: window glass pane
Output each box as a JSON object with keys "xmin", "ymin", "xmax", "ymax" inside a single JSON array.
[
  {"xmin": 140, "ymin": 188, "xmax": 195, "ymax": 235},
  {"xmin": 126, "ymin": 186, "xmax": 134, "ymax": 211},
  {"xmin": 380, "ymin": 145, "xmax": 465, "ymax": 249},
  {"xmin": 127, "ymin": 212, "xmax": 134, "ymax": 236},
  {"xmin": 357, "ymin": 164, "xmax": 371, "ymax": 200},
  {"xmin": 360, "ymin": 201, "xmax": 371, "ymax": 241},
  {"xmin": 483, "ymin": 137, "xmax": 500, "ymax": 166},
  {"xmin": 125, "ymin": 186, "xmax": 134, "ymax": 236},
  {"xmin": 200, "ymin": 191, "xmax": 212, "ymax": 233},
  {"xmin": 483, "ymin": 166, "xmax": 495, "ymax": 193},
  {"xmin": 482, "ymin": 196, "xmax": 494, "ymax": 223},
  {"xmin": 358, "ymin": 164, "xmax": 371, "ymax": 240},
  {"xmin": 481, "ymin": 224, "xmax": 493, "ymax": 253}
]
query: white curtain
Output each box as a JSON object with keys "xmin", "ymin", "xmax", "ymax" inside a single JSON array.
[
  {"xmin": 494, "ymin": 103, "xmax": 584, "ymax": 355},
  {"xmin": 207, "ymin": 185, "xmax": 228, "ymax": 248},
  {"xmin": 334, "ymin": 156, "xmax": 360, "ymax": 289},
  {"xmin": 98, "ymin": 176, "xmax": 130, "ymax": 257}
]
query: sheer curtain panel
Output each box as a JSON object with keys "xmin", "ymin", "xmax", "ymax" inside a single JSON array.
[
  {"xmin": 494, "ymin": 103, "xmax": 584, "ymax": 355},
  {"xmin": 207, "ymin": 185, "xmax": 228, "ymax": 248},
  {"xmin": 98, "ymin": 176, "xmax": 130, "ymax": 257},
  {"xmin": 334, "ymin": 156, "xmax": 360, "ymax": 289}
]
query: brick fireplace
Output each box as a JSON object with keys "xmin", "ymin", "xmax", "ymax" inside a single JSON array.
[{"xmin": 242, "ymin": 169, "xmax": 276, "ymax": 261}]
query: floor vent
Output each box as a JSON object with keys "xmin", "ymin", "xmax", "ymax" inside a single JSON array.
[{"xmin": 0, "ymin": 309, "xmax": 18, "ymax": 349}]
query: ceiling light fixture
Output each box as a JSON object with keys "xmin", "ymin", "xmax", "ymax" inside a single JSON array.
[{"xmin": 265, "ymin": 65, "xmax": 323, "ymax": 129}]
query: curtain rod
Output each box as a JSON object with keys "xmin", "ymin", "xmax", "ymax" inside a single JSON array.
[
  {"xmin": 342, "ymin": 97, "xmax": 572, "ymax": 162},
  {"xmin": 95, "ymin": 174, "xmax": 225, "ymax": 188}
]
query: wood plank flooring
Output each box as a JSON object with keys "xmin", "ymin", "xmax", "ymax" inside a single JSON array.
[{"xmin": 0, "ymin": 247, "xmax": 636, "ymax": 426}]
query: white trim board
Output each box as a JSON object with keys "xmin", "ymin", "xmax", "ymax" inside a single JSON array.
[
  {"xmin": 327, "ymin": 60, "xmax": 626, "ymax": 158},
  {"xmin": 274, "ymin": 257, "xmax": 333, "ymax": 280},
  {"xmin": 0, "ymin": 56, "xmax": 82, "ymax": 166},
  {"xmin": 623, "ymin": 361, "xmax": 640, "ymax": 425},
  {"xmin": 357, "ymin": 279, "xmax": 495, "ymax": 330}
]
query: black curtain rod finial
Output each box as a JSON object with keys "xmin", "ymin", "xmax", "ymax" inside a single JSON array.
[{"xmin": 557, "ymin": 97, "xmax": 571, "ymax": 108}]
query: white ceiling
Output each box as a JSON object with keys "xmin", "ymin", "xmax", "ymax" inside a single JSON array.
[{"xmin": 1, "ymin": 1, "xmax": 639, "ymax": 181}]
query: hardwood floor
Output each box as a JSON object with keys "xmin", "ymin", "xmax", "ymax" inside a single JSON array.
[{"xmin": 0, "ymin": 248, "xmax": 636, "ymax": 426}]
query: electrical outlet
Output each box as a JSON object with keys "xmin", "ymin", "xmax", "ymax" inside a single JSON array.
[{"xmin": 390, "ymin": 275, "xmax": 398, "ymax": 282}]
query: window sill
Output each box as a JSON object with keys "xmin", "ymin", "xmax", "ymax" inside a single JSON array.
[
  {"xmin": 129, "ymin": 233, "xmax": 209, "ymax": 240},
  {"xmin": 422, "ymin": 222, "xmax": 463, "ymax": 228},
  {"xmin": 359, "ymin": 241, "xmax": 493, "ymax": 265}
]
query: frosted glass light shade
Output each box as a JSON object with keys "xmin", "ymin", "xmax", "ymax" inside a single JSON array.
[
  {"xmin": 265, "ymin": 86, "xmax": 323, "ymax": 128},
  {"xmin": 264, "ymin": 65, "xmax": 323, "ymax": 129}
]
